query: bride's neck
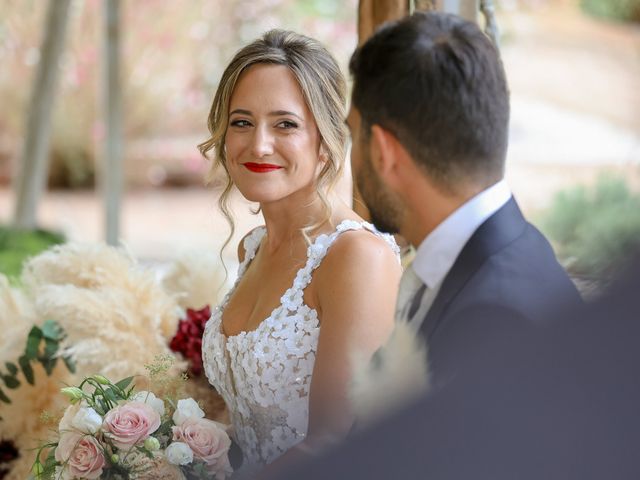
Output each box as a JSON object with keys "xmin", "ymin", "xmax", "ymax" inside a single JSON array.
[{"xmin": 260, "ymin": 192, "xmax": 329, "ymax": 252}]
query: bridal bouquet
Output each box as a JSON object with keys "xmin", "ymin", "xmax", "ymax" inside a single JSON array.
[{"xmin": 31, "ymin": 374, "xmax": 232, "ymax": 480}]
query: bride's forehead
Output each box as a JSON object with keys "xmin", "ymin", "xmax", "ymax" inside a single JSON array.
[{"xmin": 230, "ymin": 64, "xmax": 309, "ymax": 113}]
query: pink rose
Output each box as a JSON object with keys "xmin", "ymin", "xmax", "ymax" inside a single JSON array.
[
  {"xmin": 103, "ymin": 401, "xmax": 161, "ymax": 450},
  {"xmin": 172, "ymin": 418, "xmax": 232, "ymax": 476},
  {"xmin": 55, "ymin": 432, "xmax": 105, "ymax": 479}
]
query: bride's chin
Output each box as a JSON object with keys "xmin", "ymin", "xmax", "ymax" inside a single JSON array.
[{"xmin": 237, "ymin": 186, "xmax": 283, "ymax": 204}]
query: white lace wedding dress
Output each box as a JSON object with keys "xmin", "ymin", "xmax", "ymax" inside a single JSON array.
[{"xmin": 202, "ymin": 219, "xmax": 399, "ymax": 471}]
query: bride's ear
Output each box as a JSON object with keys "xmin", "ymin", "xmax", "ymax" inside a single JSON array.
[{"xmin": 318, "ymin": 143, "xmax": 328, "ymax": 163}]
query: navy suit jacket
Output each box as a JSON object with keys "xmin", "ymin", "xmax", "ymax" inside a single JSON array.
[
  {"xmin": 420, "ymin": 197, "xmax": 582, "ymax": 380},
  {"xmin": 276, "ymin": 256, "xmax": 640, "ymax": 480}
]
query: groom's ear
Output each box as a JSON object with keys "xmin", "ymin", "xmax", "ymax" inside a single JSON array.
[{"xmin": 371, "ymin": 125, "xmax": 406, "ymax": 188}]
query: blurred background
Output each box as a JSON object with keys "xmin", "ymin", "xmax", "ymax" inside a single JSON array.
[{"xmin": 0, "ymin": 0, "xmax": 639, "ymax": 294}]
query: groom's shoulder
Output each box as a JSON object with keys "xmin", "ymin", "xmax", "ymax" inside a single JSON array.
[{"xmin": 456, "ymin": 225, "xmax": 581, "ymax": 324}]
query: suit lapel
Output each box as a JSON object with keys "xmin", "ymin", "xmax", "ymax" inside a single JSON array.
[{"xmin": 420, "ymin": 198, "xmax": 528, "ymax": 340}]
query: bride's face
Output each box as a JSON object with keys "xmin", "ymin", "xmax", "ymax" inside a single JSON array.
[{"xmin": 224, "ymin": 63, "xmax": 323, "ymax": 205}]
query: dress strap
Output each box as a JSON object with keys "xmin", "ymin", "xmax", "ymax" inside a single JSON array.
[
  {"xmin": 237, "ymin": 226, "xmax": 267, "ymax": 279},
  {"xmin": 279, "ymin": 220, "xmax": 400, "ymax": 312}
]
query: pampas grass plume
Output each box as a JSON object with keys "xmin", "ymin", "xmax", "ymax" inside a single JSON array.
[
  {"xmin": 350, "ymin": 321, "xmax": 430, "ymax": 427},
  {"xmin": 161, "ymin": 249, "xmax": 228, "ymax": 310}
]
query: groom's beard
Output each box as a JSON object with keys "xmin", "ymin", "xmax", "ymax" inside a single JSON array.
[{"xmin": 356, "ymin": 151, "xmax": 403, "ymax": 235}]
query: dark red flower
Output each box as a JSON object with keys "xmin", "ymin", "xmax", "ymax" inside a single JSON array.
[
  {"xmin": 0, "ymin": 439, "xmax": 19, "ymax": 479},
  {"xmin": 169, "ymin": 305, "xmax": 211, "ymax": 376}
]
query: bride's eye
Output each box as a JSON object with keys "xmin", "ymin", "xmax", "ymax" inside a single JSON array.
[
  {"xmin": 230, "ymin": 119, "xmax": 251, "ymax": 128},
  {"xmin": 277, "ymin": 120, "xmax": 298, "ymax": 130}
]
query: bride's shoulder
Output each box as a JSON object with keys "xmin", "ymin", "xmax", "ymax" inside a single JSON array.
[
  {"xmin": 316, "ymin": 222, "xmax": 402, "ymax": 284},
  {"xmin": 237, "ymin": 226, "xmax": 266, "ymax": 263}
]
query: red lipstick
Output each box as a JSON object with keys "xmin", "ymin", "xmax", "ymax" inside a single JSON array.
[{"xmin": 243, "ymin": 162, "xmax": 283, "ymax": 173}]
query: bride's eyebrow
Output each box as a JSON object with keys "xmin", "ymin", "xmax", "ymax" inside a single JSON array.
[
  {"xmin": 229, "ymin": 109, "xmax": 252, "ymax": 116},
  {"xmin": 268, "ymin": 110, "xmax": 303, "ymax": 121},
  {"xmin": 229, "ymin": 108, "xmax": 304, "ymax": 121}
]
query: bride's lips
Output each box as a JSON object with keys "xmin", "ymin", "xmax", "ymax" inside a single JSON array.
[{"xmin": 243, "ymin": 162, "xmax": 283, "ymax": 173}]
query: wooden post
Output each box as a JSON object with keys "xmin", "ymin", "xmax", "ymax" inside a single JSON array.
[
  {"xmin": 102, "ymin": 0, "xmax": 123, "ymax": 246},
  {"xmin": 354, "ymin": 0, "xmax": 409, "ymax": 219},
  {"xmin": 12, "ymin": 0, "xmax": 71, "ymax": 229},
  {"xmin": 358, "ymin": 0, "xmax": 410, "ymax": 45},
  {"xmin": 434, "ymin": 0, "xmax": 479, "ymax": 22}
]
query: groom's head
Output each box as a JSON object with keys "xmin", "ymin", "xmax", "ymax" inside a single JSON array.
[{"xmin": 348, "ymin": 12, "xmax": 510, "ymax": 238}]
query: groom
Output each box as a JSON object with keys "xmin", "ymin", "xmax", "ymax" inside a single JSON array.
[{"xmin": 347, "ymin": 12, "xmax": 581, "ymax": 378}]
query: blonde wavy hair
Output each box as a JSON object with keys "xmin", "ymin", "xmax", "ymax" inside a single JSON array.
[{"xmin": 198, "ymin": 29, "xmax": 348, "ymax": 254}]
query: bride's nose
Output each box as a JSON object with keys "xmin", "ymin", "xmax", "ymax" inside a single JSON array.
[{"xmin": 251, "ymin": 126, "xmax": 274, "ymax": 158}]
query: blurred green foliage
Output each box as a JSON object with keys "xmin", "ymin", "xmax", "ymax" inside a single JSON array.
[
  {"xmin": 580, "ymin": 0, "xmax": 640, "ymax": 22},
  {"xmin": 0, "ymin": 227, "xmax": 65, "ymax": 279},
  {"xmin": 539, "ymin": 175, "xmax": 640, "ymax": 280}
]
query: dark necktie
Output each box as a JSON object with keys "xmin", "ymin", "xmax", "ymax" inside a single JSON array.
[{"xmin": 407, "ymin": 282, "xmax": 427, "ymax": 320}]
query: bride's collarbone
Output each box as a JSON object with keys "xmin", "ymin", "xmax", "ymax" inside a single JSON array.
[{"xmin": 222, "ymin": 250, "xmax": 316, "ymax": 337}]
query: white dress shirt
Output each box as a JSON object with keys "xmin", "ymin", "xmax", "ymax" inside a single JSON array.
[{"xmin": 397, "ymin": 180, "xmax": 512, "ymax": 328}]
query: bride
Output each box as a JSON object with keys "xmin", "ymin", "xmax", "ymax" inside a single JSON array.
[{"xmin": 199, "ymin": 29, "xmax": 402, "ymax": 474}]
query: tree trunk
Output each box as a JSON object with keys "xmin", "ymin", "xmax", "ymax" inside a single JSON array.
[
  {"xmin": 102, "ymin": 0, "xmax": 123, "ymax": 246},
  {"xmin": 12, "ymin": 0, "xmax": 71, "ymax": 229}
]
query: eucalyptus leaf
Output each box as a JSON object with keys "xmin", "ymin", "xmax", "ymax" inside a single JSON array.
[
  {"xmin": 3, "ymin": 374, "xmax": 20, "ymax": 389},
  {"xmin": 39, "ymin": 356, "xmax": 57, "ymax": 376},
  {"xmin": 62, "ymin": 355, "xmax": 76, "ymax": 374},
  {"xmin": 44, "ymin": 337, "xmax": 58, "ymax": 358},
  {"xmin": 0, "ymin": 386, "xmax": 11, "ymax": 403},
  {"xmin": 26, "ymin": 326, "xmax": 43, "ymax": 359},
  {"xmin": 5, "ymin": 362, "xmax": 18, "ymax": 376},
  {"xmin": 19, "ymin": 355, "xmax": 34, "ymax": 385},
  {"xmin": 42, "ymin": 320, "xmax": 63, "ymax": 341}
]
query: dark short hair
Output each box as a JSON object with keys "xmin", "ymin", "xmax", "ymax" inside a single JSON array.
[{"xmin": 349, "ymin": 12, "xmax": 510, "ymax": 190}]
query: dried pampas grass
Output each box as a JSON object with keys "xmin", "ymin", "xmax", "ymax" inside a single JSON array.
[
  {"xmin": 161, "ymin": 249, "xmax": 228, "ymax": 310},
  {"xmin": 22, "ymin": 243, "xmax": 184, "ymax": 381},
  {"xmin": 350, "ymin": 321, "xmax": 430, "ymax": 427},
  {"xmin": 0, "ymin": 274, "xmax": 37, "ymax": 361}
]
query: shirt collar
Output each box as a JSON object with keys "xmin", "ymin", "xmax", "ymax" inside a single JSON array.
[{"xmin": 412, "ymin": 180, "xmax": 512, "ymax": 289}]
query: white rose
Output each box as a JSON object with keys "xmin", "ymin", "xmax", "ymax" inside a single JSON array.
[
  {"xmin": 132, "ymin": 391, "xmax": 166, "ymax": 416},
  {"xmin": 71, "ymin": 406, "xmax": 103, "ymax": 434},
  {"xmin": 165, "ymin": 442, "xmax": 194, "ymax": 465},
  {"xmin": 172, "ymin": 398, "xmax": 205, "ymax": 426}
]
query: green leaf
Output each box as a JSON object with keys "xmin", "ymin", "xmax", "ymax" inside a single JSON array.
[
  {"xmin": 2, "ymin": 374, "xmax": 20, "ymax": 389},
  {"xmin": 39, "ymin": 356, "xmax": 57, "ymax": 376},
  {"xmin": 115, "ymin": 376, "xmax": 134, "ymax": 391},
  {"xmin": 104, "ymin": 387, "xmax": 118, "ymax": 404},
  {"xmin": 156, "ymin": 420, "xmax": 173, "ymax": 436},
  {"xmin": 19, "ymin": 355, "xmax": 34, "ymax": 385},
  {"xmin": 42, "ymin": 320, "xmax": 64, "ymax": 341},
  {"xmin": 97, "ymin": 398, "xmax": 109, "ymax": 415},
  {"xmin": 136, "ymin": 445, "xmax": 154, "ymax": 460},
  {"xmin": 62, "ymin": 355, "xmax": 76, "ymax": 374},
  {"xmin": 93, "ymin": 402, "xmax": 105, "ymax": 416},
  {"xmin": 5, "ymin": 362, "xmax": 18, "ymax": 376},
  {"xmin": 0, "ymin": 386, "xmax": 11, "ymax": 403},
  {"xmin": 26, "ymin": 326, "xmax": 43, "ymax": 359},
  {"xmin": 44, "ymin": 337, "xmax": 59, "ymax": 358}
]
